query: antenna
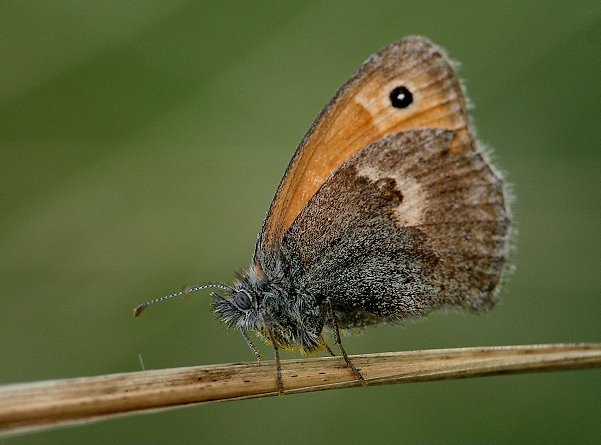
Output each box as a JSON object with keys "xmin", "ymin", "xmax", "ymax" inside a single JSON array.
[{"xmin": 133, "ymin": 283, "xmax": 231, "ymax": 317}]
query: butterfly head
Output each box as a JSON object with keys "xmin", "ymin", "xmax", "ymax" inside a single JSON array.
[{"xmin": 212, "ymin": 265, "xmax": 326, "ymax": 353}]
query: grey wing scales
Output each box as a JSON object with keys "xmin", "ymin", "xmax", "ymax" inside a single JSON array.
[{"xmin": 280, "ymin": 129, "xmax": 510, "ymax": 328}]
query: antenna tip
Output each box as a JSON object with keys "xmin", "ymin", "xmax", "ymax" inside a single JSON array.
[{"xmin": 133, "ymin": 304, "xmax": 146, "ymax": 318}]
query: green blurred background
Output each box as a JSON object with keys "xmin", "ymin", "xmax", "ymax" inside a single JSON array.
[{"xmin": 1, "ymin": 1, "xmax": 599, "ymax": 443}]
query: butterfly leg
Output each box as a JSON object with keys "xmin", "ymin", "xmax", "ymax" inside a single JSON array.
[
  {"xmin": 264, "ymin": 325, "xmax": 284, "ymax": 394},
  {"xmin": 241, "ymin": 331, "xmax": 261, "ymax": 361},
  {"xmin": 323, "ymin": 341, "xmax": 336, "ymax": 357},
  {"xmin": 328, "ymin": 300, "xmax": 366, "ymax": 386},
  {"xmin": 271, "ymin": 342, "xmax": 284, "ymax": 394}
]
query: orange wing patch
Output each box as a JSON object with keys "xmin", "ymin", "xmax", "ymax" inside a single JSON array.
[{"xmin": 257, "ymin": 36, "xmax": 474, "ymax": 252}]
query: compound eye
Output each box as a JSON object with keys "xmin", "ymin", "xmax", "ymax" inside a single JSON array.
[{"xmin": 233, "ymin": 290, "xmax": 251, "ymax": 310}]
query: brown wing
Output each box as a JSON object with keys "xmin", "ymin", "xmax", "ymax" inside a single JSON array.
[
  {"xmin": 256, "ymin": 36, "xmax": 475, "ymax": 255},
  {"xmin": 280, "ymin": 129, "xmax": 510, "ymax": 319}
]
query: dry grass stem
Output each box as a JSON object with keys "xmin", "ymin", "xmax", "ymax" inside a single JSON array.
[{"xmin": 1, "ymin": 343, "xmax": 599, "ymax": 436}]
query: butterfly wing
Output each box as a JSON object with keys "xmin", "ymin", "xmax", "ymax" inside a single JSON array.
[
  {"xmin": 255, "ymin": 36, "xmax": 476, "ymax": 258},
  {"xmin": 279, "ymin": 129, "xmax": 510, "ymax": 323}
]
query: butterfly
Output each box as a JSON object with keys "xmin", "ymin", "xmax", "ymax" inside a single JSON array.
[{"xmin": 135, "ymin": 36, "xmax": 512, "ymax": 392}]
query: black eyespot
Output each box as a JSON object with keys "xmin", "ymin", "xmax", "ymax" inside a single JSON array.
[
  {"xmin": 389, "ymin": 86, "xmax": 413, "ymax": 109},
  {"xmin": 233, "ymin": 290, "xmax": 251, "ymax": 311}
]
